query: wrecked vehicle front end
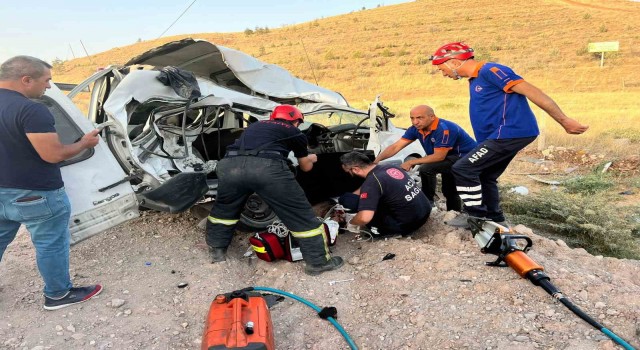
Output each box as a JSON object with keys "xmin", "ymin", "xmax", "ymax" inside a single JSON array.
[{"xmin": 71, "ymin": 39, "xmax": 425, "ymax": 228}]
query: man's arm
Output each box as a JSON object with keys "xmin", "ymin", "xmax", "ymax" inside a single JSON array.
[
  {"xmin": 298, "ymin": 153, "xmax": 317, "ymax": 172},
  {"xmin": 349, "ymin": 210, "xmax": 374, "ymax": 226},
  {"xmin": 510, "ymin": 81, "xmax": 589, "ymax": 134},
  {"xmin": 374, "ymin": 138, "xmax": 413, "ymax": 163},
  {"xmin": 400, "ymin": 148, "xmax": 449, "ymax": 171},
  {"xmin": 27, "ymin": 129, "xmax": 100, "ymax": 163}
]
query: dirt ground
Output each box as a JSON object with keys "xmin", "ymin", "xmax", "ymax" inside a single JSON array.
[
  {"xmin": 1, "ymin": 208, "xmax": 639, "ymax": 350},
  {"xmin": 1, "ymin": 150, "xmax": 639, "ymax": 350}
]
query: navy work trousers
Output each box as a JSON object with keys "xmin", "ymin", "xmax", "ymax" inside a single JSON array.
[
  {"xmin": 452, "ymin": 137, "xmax": 536, "ymax": 221},
  {"xmin": 418, "ymin": 154, "xmax": 461, "ymax": 211}
]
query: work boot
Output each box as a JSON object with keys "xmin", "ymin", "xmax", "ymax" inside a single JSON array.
[
  {"xmin": 209, "ymin": 247, "xmax": 227, "ymax": 263},
  {"xmin": 304, "ymin": 256, "xmax": 344, "ymax": 276},
  {"xmin": 445, "ymin": 212, "xmax": 470, "ymax": 229}
]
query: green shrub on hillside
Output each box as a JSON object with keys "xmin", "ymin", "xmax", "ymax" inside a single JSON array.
[
  {"xmin": 324, "ymin": 51, "xmax": 338, "ymax": 60},
  {"xmin": 602, "ymin": 129, "xmax": 640, "ymax": 143},
  {"xmin": 501, "ymin": 189, "xmax": 640, "ymax": 259},
  {"xmin": 576, "ymin": 46, "xmax": 589, "ymax": 56},
  {"xmin": 563, "ymin": 173, "xmax": 615, "ymax": 194}
]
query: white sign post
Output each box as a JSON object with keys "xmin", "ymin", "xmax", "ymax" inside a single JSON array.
[{"xmin": 588, "ymin": 41, "xmax": 619, "ymax": 67}]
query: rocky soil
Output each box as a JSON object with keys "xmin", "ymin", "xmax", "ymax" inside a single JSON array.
[{"xmin": 1, "ymin": 204, "xmax": 639, "ymax": 350}]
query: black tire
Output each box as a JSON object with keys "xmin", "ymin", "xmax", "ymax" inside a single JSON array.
[{"xmin": 237, "ymin": 193, "xmax": 278, "ymax": 231}]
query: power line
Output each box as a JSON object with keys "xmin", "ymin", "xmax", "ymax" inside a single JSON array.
[
  {"xmin": 68, "ymin": 44, "xmax": 76, "ymax": 59},
  {"xmin": 158, "ymin": 0, "xmax": 198, "ymax": 39},
  {"xmin": 299, "ymin": 38, "xmax": 319, "ymax": 85}
]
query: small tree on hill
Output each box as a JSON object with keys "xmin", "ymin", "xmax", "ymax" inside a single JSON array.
[{"xmin": 51, "ymin": 58, "xmax": 65, "ymax": 71}]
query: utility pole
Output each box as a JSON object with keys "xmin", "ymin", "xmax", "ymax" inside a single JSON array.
[
  {"xmin": 80, "ymin": 40, "xmax": 90, "ymax": 57},
  {"xmin": 68, "ymin": 44, "xmax": 76, "ymax": 59}
]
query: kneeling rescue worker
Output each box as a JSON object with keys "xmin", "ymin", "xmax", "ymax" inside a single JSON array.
[{"xmin": 205, "ymin": 105, "xmax": 344, "ymax": 276}]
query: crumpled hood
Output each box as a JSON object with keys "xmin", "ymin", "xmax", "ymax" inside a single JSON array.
[{"xmin": 126, "ymin": 38, "xmax": 349, "ymax": 106}]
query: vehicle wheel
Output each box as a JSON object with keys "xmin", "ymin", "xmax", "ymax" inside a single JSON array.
[{"xmin": 238, "ymin": 193, "xmax": 278, "ymax": 231}]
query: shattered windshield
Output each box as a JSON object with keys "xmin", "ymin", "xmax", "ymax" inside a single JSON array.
[{"xmin": 301, "ymin": 111, "xmax": 368, "ymax": 129}]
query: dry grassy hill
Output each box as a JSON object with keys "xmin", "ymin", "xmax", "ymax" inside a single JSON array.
[{"xmin": 54, "ymin": 0, "xmax": 640, "ymax": 155}]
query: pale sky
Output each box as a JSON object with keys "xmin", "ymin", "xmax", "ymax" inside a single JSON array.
[{"xmin": 0, "ymin": 0, "xmax": 409, "ymax": 64}]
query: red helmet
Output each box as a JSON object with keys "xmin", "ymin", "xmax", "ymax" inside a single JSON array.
[
  {"xmin": 270, "ymin": 105, "xmax": 304, "ymax": 122},
  {"xmin": 430, "ymin": 42, "xmax": 474, "ymax": 65}
]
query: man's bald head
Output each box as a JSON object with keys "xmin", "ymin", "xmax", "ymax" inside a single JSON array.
[
  {"xmin": 410, "ymin": 105, "xmax": 435, "ymax": 118},
  {"xmin": 409, "ymin": 105, "xmax": 437, "ymax": 131}
]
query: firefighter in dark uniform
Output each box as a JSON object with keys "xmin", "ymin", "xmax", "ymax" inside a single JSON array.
[{"xmin": 205, "ymin": 105, "xmax": 344, "ymax": 276}]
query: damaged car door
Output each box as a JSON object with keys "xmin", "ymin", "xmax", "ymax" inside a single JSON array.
[{"xmin": 42, "ymin": 84, "xmax": 139, "ymax": 244}]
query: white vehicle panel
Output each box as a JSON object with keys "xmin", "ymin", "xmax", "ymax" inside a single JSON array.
[{"xmin": 46, "ymin": 85, "xmax": 139, "ymax": 244}]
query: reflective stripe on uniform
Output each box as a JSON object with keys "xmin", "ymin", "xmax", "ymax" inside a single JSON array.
[
  {"xmin": 291, "ymin": 224, "xmax": 330, "ymax": 261},
  {"xmin": 456, "ymin": 185, "xmax": 482, "ymax": 192},
  {"xmin": 207, "ymin": 216, "xmax": 238, "ymax": 226},
  {"xmin": 252, "ymin": 246, "xmax": 266, "ymax": 253},
  {"xmin": 459, "ymin": 193, "xmax": 482, "ymax": 200},
  {"xmin": 463, "ymin": 200, "xmax": 483, "ymax": 206},
  {"xmin": 290, "ymin": 225, "xmax": 324, "ymax": 238}
]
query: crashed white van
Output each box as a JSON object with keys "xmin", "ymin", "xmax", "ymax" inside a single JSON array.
[{"xmin": 47, "ymin": 39, "xmax": 425, "ymax": 243}]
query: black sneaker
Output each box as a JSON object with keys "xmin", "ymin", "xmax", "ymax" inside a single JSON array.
[
  {"xmin": 44, "ymin": 285, "xmax": 103, "ymax": 311},
  {"xmin": 304, "ymin": 256, "xmax": 344, "ymax": 276}
]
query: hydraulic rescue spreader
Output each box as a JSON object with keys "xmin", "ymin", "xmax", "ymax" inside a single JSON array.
[{"xmin": 468, "ymin": 219, "xmax": 636, "ymax": 350}]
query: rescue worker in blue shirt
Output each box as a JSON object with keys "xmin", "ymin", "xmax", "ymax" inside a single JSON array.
[
  {"xmin": 430, "ymin": 42, "xmax": 588, "ymax": 228},
  {"xmin": 205, "ymin": 105, "xmax": 343, "ymax": 276},
  {"xmin": 374, "ymin": 105, "xmax": 476, "ymax": 212}
]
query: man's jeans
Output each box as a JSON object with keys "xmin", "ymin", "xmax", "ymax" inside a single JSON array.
[{"xmin": 0, "ymin": 187, "xmax": 72, "ymax": 298}]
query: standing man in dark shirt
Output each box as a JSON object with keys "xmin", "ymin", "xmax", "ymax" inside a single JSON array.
[
  {"xmin": 374, "ymin": 105, "xmax": 476, "ymax": 212},
  {"xmin": 340, "ymin": 151, "xmax": 431, "ymax": 237},
  {"xmin": 206, "ymin": 105, "xmax": 343, "ymax": 276},
  {"xmin": 0, "ymin": 56, "xmax": 102, "ymax": 310}
]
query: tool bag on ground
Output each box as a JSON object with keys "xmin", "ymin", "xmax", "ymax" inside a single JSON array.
[
  {"xmin": 249, "ymin": 219, "xmax": 338, "ymax": 263},
  {"xmin": 249, "ymin": 231, "xmax": 284, "ymax": 262}
]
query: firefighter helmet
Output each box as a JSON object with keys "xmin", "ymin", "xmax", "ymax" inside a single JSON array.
[
  {"xmin": 270, "ymin": 105, "xmax": 304, "ymax": 122},
  {"xmin": 430, "ymin": 42, "xmax": 474, "ymax": 65}
]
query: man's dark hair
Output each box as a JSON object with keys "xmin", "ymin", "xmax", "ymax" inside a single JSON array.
[
  {"xmin": 340, "ymin": 151, "xmax": 372, "ymax": 168},
  {"xmin": 0, "ymin": 56, "xmax": 52, "ymax": 81}
]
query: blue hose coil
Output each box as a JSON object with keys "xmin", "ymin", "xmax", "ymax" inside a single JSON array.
[{"xmin": 252, "ymin": 286, "xmax": 358, "ymax": 350}]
